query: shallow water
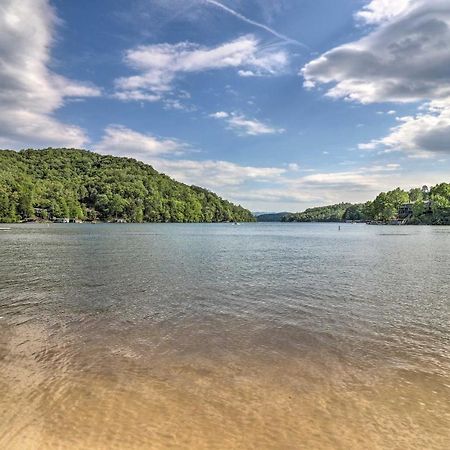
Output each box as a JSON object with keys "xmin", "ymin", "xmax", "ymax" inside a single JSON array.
[{"xmin": 0, "ymin": 223, "xmax": 449, "ymax": 449}]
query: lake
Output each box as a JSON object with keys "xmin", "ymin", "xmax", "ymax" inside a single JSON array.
[{"xmin": 0, "ymin": 223, "xmax": 449, "ymax": 449}]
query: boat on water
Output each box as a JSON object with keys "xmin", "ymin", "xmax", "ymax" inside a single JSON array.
[{"xmin": 0, "ymin": 227, "xmax": 11, "ymax": 231}]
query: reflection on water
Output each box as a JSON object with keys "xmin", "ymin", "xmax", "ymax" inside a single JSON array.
[{"xmin": 0, "ymin": 223, "xmax": 449, "ymax": 449}]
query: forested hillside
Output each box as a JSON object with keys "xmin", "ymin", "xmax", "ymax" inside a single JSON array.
[
  {"xmin": 283, "ymin": 185, "xmax": 450, "ymax": 225},
  {"xmin": 283, "ymin": 203, "xmax": 352, "ymax": 223},
  {"xmin": 0, "ymin": 148, "xmax": 255, "ymax": 223}
]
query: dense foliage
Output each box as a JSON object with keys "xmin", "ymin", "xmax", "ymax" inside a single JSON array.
[
  {"xmin": 283, "ymin": 203, "xmax": 353, "ymax": 222},
  {"xmin": 283, "ymin": 185, "xmax": 450, "ymax": 225},
  {"xmin": 0, "ymin": 148, "xmax": 255, "ymax": 223}
]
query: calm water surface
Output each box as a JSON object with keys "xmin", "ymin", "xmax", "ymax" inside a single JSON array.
[{"xmin": 0, "ymin": 223, "xmax": 449, "ymax": 449}]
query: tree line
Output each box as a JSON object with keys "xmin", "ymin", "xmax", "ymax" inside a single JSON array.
[
  {"xmin": 283, "ymin": 185, "xmax": 450, "ymax": 224},
  {"xmin": 0, "ymin": 148, "xmax": 255, "ymax": 223}
]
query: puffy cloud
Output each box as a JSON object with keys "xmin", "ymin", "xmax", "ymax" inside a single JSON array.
[
  {"xmin": 210, "ymin": 111, "xmax": 285, "ymax": 136},
  {"xmin": 209, "ymin": 111, "xmax": 229, "ymax": 119},
  {"xmin": 154, "ymin": 158, "xmax": 287, "ymax": 187},
  {"xmin": 299, "ymin": 164, "xmax": 400, "ymax": 189},
  {"xmin": 302, "ymin": 0, "xmax": 450, "ymax": 104},
  {"xmin": 115, "ymin": 35, "xmax": 288, "ymax": 101},
  {"xmin": 360, "ymin": 102, "xmax": 450, "ymax": 156},
  {"xmin": 92, "ymin": 125, "xmax": 286, "ymax": 189},
  {"xmin": 224, "ymin": 187, "xmax": 320, "ymax": 205},
  {"xmin": 223, "ymin": 163, "xmax": 446, "ymax": 211},
  {"xmin": 301, "ymin": 0, "xmax": 450, "ymax": 156},
  {"xmin": 0, "ymin": 0, "xmax": 101, "ymax": 149},
  {"xmin": 238, "ymin": 70, "xmax": 257, "ymax": 77},
  {"xmin": 355, "ymin": 0, "xmax": 412, "ymax": 24},
  {"xmin": 94, "ymin": 125, "xmax": 186, "ymax": 157}
]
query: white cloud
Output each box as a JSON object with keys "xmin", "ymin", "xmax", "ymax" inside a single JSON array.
[
  {"xmin": 375, "ymin": 110, "xmax": 396, "ymax": 116},
  {"xmin": 222, "ymin": 163, "xmax": 443, "ymax": 211},
  {"xmin": 209, "ymin": 111, "xmax": 229, "ymax": 119},
  {"xmin": 281, "ymin": 164, "xmax": 418, "ymax": 199},
  {"xmin": 94, "ymin": 125, "xmax": 185, "ymax": 158},
  {"xmin": 154, "ymin": 158, "xmax": 286, "ymax": 188},
  {"xmin": 288, "ymin": 163, "xmax": 300, "ymax": 171},
  {"xmin": 300, "ymin": 170, "xmax": 385, "ymax": 189},
  {"xmin": 358, "ymin": 142, "xmax": 378, "ymax": 150},
  {"xmin": 224, "ymin": 187, "xmax": 320, "ymax": 205},
  {"xmin": 210, "ymin": 111, "xmax": 285, "ymax": 136},
  {"xmin": 355, "ymin": 0, "xmax": 412, "ymax": 24},
  {"xmin": 301, "ymin": 0, "xmax": 450, "ymax": 157},
  {"xmin": 302, "ymin": 0, "xmax": 450, "ymax": 104},
  {"xmin": 92, "ymin": 125, "xmax": 285, "ymax": 190},
  {"xmin": 0, "ymin": 0, "xmax": 101, "ymax": 149},
  {"xmin": 238, "ymin": 70, "xmax": 257, "ymax": 77},
  {"xmin": 113, "ymin": 91, "xmax": 161, "ymax": 102},
  {"xmin": 115, "ymin": 35, "xmax": 288, "ymax": 101},
  {"xmin": 163, "ymin": 98, "xmax": 196, "ymax": 112},
  {"xmin": 360, "ymin": 102, "xmax": 450, "ymax": 156},
  {"xmin": 227, "ymin": 115, "xmax": 285, "ymax": 136}
]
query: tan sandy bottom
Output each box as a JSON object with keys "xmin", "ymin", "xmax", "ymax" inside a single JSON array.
[{"xmin": 1, "ymin": 343, "xmax": 449, "ymax": 450}]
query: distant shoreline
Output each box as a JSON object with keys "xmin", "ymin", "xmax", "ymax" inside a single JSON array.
[{"xmin": 2, "ymin": 220, "xmax": 448, "ymax": 226}]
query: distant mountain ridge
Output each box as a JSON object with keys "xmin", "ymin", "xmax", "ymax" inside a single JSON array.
[
  {"xmin": 255, "ymin": 212, "xmax": 290, "ymax": 222},
  {"xmin": 0, "ymin": 148, "xmax": 255, "ymax": 223}
]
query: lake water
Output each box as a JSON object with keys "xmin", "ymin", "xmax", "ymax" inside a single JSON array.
[{"xmin": 0, "ymin": 223, "xmax": 449, "ymax": 449}]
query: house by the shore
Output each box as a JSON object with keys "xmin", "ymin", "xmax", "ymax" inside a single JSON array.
[{"xmin": 398, "ymin": 200, "xmax": 432, "ymax": 219}]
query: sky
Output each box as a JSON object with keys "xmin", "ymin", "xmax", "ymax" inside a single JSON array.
[{"xmin": 1, "ymin": 0, "xmax": 450, "ymax": 212}]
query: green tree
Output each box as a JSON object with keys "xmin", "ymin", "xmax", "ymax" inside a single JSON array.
[
  {"xmin": 372, "ymin": 188, "xmax": 409, "ymax": 220},
  {"xmin": 409, "ymin": 188, "xmax": 424, "ymax": 202}
]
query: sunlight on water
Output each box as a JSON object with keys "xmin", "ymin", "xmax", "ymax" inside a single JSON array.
[{"xmin": 1, "ymin": 223, "xmax": 449, "ymax": 449}]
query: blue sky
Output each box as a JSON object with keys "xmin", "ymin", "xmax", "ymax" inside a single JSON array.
[{"xmin": 1, "ymin": 0, "xmax": 450, "ymax": 211}]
